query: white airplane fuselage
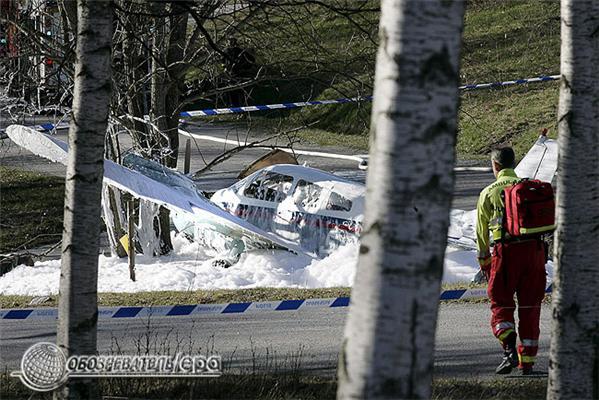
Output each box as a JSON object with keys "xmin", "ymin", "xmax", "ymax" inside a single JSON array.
[{"xmin": 209, "ymin": 165, "xmax": 366, "ymax": 258}]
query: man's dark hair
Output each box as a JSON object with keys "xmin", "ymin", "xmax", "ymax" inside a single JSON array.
[{"xmin": 491, "ymin": 146, "xmax": 516, "ymax": 169}]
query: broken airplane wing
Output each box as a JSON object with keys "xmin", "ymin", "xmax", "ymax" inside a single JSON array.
[
  {"xmin": 5, "ymin": 124, "xmax": 309, "ymax": 258},
  {"xmin": 514, "ymin": 133, "xmax": 558, "ymax": 183}
]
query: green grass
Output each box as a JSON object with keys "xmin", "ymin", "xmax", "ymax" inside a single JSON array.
[
  {"xmin": 0, "ymin": 285, "xmax": 469, "ymax": 308},
  {"xmin": 295, "ymin": 128, "xmax": 369, "ymax": 151},
  {"xmin": 186, "ymin": 2, "xmax": 377, "ymax": 112},
  {"xmin": 3, "ymin": 282, "xmax": 556, "ymax": 309},
  {"xmin": 0, "ymin": 167, "xmax": 64, "ymax": 253},
  {"xmin": 0, "ymin": 287, "xmax": 353, "ymax": 309},
  {"xmin": 462, "ymin": 0, "xmax": 560, "ymax": 82},
  {"xmin": 458, "ymin": 84, "xmax": 559, "ymax": 160},
  {"xmin": 4, "ymin": 282, "xmax": 546, "ymax": 309},
  {"xmin": 247, "ymin": 83, "xmax": 560, "ymax": 160},
  {"xmin": 194, "ymin": 0, "xmax": 561, "ymax": 159}
]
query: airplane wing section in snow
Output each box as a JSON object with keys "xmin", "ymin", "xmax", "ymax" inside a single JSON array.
[
  {"xmin": 514, "ymin": 134, "xmax": 558, "ymax": 183},
  {"xmin": 5, "ymin": 124, "xmax": 309, "ymax": 257}
]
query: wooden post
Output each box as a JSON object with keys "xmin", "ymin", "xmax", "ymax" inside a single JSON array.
[
  {"xmin": 127, "ymin": 200, "xmax": 136, "ymax": 281},
  {"xmin": 184, "ymin": 138, "xmax": 191, "ymax": 174}
]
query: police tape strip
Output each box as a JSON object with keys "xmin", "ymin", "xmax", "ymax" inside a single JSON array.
[
  {"xmin": 0, "ymin": 121, "xmax": 69, "ymax": 136},
  {"xmin": 459, "ymin": 75, "xmax": 560, "ymax": 90},
  {"xmin": 18, "ymin": 74, "xmax": 561, "ymax": 133},
  {"xmin": 179, "ymin": 96, "xmax": 373, "ymax": 118},
  {"xmin": 30, "ymin": 122, "xmax": 70, "ymax": 132},
  {"xmin": 0, "ymin": 284, "xmax": 553, "ymax": 321},
  {"xmin": 178, "ymin": 75, "xmax": 560, "ymax": 118}
]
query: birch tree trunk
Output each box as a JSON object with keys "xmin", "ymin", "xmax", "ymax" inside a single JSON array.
[
  {"xmin": 337, "ymin": 1, "xmax": 464, "ymax": 399},
  {"xmin": 547, "ymin": 1, "xmax": 599, "ymax": 399},
  {"xmin": 148, "ymin": 2, "xmax": 189, "ymax": 254},
  {"xmin": 55, "ymin": 1, "xmax": 114, "ymax": 399}
]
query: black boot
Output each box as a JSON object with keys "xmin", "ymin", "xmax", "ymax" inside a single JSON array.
[
  {"xmin": 496, "ymin": 348, "xmax": 519, "ymax": 375},
  {"xmin": 521, "ymin": 365, "xmax": 534, "ymax": 375}
]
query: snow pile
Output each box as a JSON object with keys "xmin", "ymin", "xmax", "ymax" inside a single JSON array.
[
  {"xmin": 299, "ymin": 243, "xmax": 358, "ymax": 287},
  {"xmin": 0, "ymin": 232, "xmax": 510, "ymax": 296},
  {"xmin": 443, "ymin": 248, "xmax": 485, "ymax": 284},
  {"xmin": 448, "ymin": 209, "xmax": 478, "ymax": 247}
]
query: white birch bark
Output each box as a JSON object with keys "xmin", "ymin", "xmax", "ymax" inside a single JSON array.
[
  {"xmin": 148, "ymin": 2, "xmax": 189, "ymax": 254},
  {"xmin": 337, "ymin": 1, "xmax": 464, "ymax": 399},
  {"xmin": 55, "ymin": 1, "xmax": 114, "ymax": 398},
  {"xmin": 547, "ymin": 1, "xmax": 599, "ymax": 399}
]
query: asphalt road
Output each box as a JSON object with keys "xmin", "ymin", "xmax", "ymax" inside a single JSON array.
[{"xmin": 0, "ymin": 303, "xmax": 551, "ymax": 379}]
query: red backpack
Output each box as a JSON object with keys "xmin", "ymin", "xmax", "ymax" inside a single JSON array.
[{"xmin": 503, "ymin": 179, "xmax": 556, "ymax": 238}]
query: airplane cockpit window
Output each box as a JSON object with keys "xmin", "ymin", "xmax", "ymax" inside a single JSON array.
[
  {"xmin": 326, "ymin": 191, "xmax": 353, "ymax": 212},
  {"xmin": 293, "ymin": 180, "xmax": 323, "ymax": 211},
  {"xmin": 243, "ymin": 172, "xmax": 294, "ymax": 203}
]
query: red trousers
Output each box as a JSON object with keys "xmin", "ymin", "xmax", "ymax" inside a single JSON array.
[{"xmin": 488, "ymin": 240, "xmax": 546, "ymax": 368}]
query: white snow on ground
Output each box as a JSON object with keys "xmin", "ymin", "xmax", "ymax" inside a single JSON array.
[
  {"xmin": 0, "ymin": 202, "xmax": 556, "ymax": 296},
  {"xmin": 448, "ymin": 209, "xmax": 478, "ymax": 246},
  {"xmin": 0, "ymin": 231, "xmax": 554, "ymax": 296}
]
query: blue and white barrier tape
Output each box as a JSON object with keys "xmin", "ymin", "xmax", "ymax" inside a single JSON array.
[
  {"xmin": 0, "ymin": 297, "xmax": 347, "ymax": 320},
  {"xmin": 29, "ymin": 122, "xmax": 70, "ymax": 132},
  {"xmin": 20, "ymin": 74, "xmax": 561, "ymax": 132},
  {"xmin": 179, "ymin": 74, "xmax": 560, "ymax": 118},
  {"xmin": 0, "ymin": 121, "xmax": 69, "ymax": 136},
  {"xmin": 179, "ymin": 96, "xmax": 373, "ymax": 118},
  {"xmin": 458, "ymin": 75, "xmax": 559, "ymax": 91},
  {"xmin": 0, "ymin": 284, "xmax": 553, "ymax": 321}
]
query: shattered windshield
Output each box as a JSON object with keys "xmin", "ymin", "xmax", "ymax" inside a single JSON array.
[
  {"xmin": 293, "ymin": 180, "xmax": 323, "ymax": 212},
  {"xmin": 326, "ymin": 191, "xmax": 353, "ymax": 212},
  {"xmin": 243, "ymin": 172, "xmax": 294, "ymax": 203}
]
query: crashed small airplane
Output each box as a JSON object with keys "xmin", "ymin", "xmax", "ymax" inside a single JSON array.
[
  {"xmin": 6, "ymin": 125, "xmax": 309, "ymax": 266},
  {"xmin": 209, "ymin": 164, "xmax": 365, "ymax": 257},
  {"xmin": 6, "ymin": 124, "xmax": 557, "ymax": 269}
]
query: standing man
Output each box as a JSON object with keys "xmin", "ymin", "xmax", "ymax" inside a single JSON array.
[
  {"xmin": 476, "ymin": 146, "xmax": 547, "ymax": 375},
  {"xmin": 222, "ymin": 38, "xmax": 256, "ymax": 106}
]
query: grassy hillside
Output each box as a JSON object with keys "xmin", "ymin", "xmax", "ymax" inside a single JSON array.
[
  {"xmin": 457, "ymin": 0, "xmax": 560, "ymax": 160},
  {"xmin": 201, "ymin": 0, "xmax": 561, "ymax": 160},
  {"xmin": 299, "ymin": 0, "xmax": 560, "ymax": 159}
]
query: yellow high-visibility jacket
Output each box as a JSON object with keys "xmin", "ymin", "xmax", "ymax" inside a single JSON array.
[{"xmin": 476, "ymin": 168, "xmax": 520, "ymax": 262}]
